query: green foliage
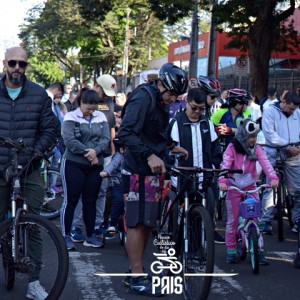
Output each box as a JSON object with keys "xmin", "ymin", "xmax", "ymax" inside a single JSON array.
[{"xmin": 19, "ymin": 0, "xmax": 171, "ymax": 87}]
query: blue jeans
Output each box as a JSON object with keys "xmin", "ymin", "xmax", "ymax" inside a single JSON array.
[{"xmin": 109, "ymin": 185, "xmax": 124, "ymax": 226}]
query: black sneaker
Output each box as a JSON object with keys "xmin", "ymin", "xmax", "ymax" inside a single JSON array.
[
  {"xmin": 262, "ymin": 221, "xmax": 273, "ymax": 235},
  {"xmin": 293, "ymin": 253, "xmax": 300, "ymax": 268},
  {"xmin": 129, "ymin": 276, "xmax": 162, "ymax": 297},
  {"xmin": 214, "ymin": 231, "xmax": 225, "ymax": 244},
  {"xmin": 122, "ymin": 270, "xmax": 131, "ymax": 287}
]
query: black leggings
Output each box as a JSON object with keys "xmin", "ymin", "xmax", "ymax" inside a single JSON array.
[{"xmin": 61, "ymin": 159, "xmax": 102, "ymax": 237}]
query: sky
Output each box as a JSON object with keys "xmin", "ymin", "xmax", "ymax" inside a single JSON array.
[{"xmin": 0, "ymin": 0, "xmax": 43, "ymax": 59}]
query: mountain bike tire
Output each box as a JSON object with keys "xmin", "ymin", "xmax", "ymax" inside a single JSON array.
[
  {"xmin": 40, "ymin": 169, "xmax": 62, "ymax": 220},
  {"xmin": 0, "ymin": 233, "xmax": 15, "ymax": 290},
  {"xmin": 249, "ymin": 226, "xmax": 259, "ymax": 274},
  {"xmin": 276, "ymin": 181, "xmax": 284, "ymax": 242},
  {"xmin": 0, "ymin": 214, "xmax": 69, "ymax": 299},
  {"xmin": 182, "ymin": 205, "xmax": 214, "ymax": 300}
]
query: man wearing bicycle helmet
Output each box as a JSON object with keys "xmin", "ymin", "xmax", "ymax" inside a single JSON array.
[
  {"xmin": 197, "ymin": 75, "xmax": 222, "ymax": 117},
  {"xmin": 211, "ymin": 88, "xmax": 251, "ymax": 146},
  {"xmin": 118, "ymin": 63, "xmax": 188, "ymax": 296}
]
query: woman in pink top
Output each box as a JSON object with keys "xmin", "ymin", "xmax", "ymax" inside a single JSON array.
[{"xmin": 218, "ymin": 118, "xmax": 278, "ymax": 264}]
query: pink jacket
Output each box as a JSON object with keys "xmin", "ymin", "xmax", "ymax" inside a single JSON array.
[{"xmin": 219, "ymin": 143, "xmax": 279, "ymax": 189}]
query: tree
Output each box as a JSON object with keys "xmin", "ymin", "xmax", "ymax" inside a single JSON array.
[
  {"xmin": 148, "ymin": 0, "xmax": 300, "ymax": 98},
  {"xmin": 19, "ymin": 0, "xmax": 170, "ymax": 87},
  {"xmin": 213, "ymin": 0, "xmax": 299, "ymax": 98}
]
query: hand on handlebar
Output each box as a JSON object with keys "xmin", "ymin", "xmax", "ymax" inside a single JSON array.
[
  {"xmin": 270, "ymin": 180, "xmax": 278, "ymax": 189},
  {"xmin": 219, "ymin": 183, "xmax": 227, "ymax": 192},
  {"xmin": 216, "ymin": 124, "xmax": 232, "ymax": 135},
  {"xmin": 286, "ymin": 146, "xmax": 300, "ymax": 158},
  {"xmin": 147, "ymin": 154, "xmax": 166, "ymax": 174}
]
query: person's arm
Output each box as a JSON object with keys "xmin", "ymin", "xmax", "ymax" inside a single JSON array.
[
  {"xmin": 118, "ymin": 91, "xmax": 155, "ymax": 160},
  {"xmin": 262, "ymin": 108, "xmax": 287, "ymax": 146},
  {"xmin": 34, "ymin": 92, "xmax": 58, "ymax": 152},
  {"xmin": 218, "ymin": 144, "xmax": 235, "ymax": 188}
]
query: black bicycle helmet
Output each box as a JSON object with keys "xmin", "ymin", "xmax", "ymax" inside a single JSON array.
[
  {"xmin": 227, "ymin": 88, "xmax": 251, "ymax": 106},
  {"xmin": 159, "ymin": 63, "xmax": 188, "ymax": 95},
  {"xmin": 197, "ymin": 75, "xmax": 221, "ymax": 95}
]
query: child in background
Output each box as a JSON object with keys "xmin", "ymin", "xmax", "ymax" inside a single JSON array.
[
  {"xmin": 99, "ymin": 138, "xmax": 125, "ymax": 235},
  {"xmin": 218, "ymin": 118, "xmax": 278, "ymax": 264}
]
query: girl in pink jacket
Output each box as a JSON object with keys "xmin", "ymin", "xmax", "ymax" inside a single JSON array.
[{"xmin": 218, "ymin": 118, "xmax": 278, "ymax": 264}]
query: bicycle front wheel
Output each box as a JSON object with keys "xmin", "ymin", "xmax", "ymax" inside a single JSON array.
[
  {"xmin": 182, "ymin": 205, "xmax": 215, "ymax": 300},
  {"xmin": 249, "ymin": 226, "xmax": 259, "ymax": 274},
  {"xmin": 0, "ymin": 214, "xmax": 69, "ymax": 299}
]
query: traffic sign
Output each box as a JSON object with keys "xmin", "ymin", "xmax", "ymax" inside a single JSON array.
[{"xmin": 236, "ymin": 57, "xmax": 247, "ymax": 69}]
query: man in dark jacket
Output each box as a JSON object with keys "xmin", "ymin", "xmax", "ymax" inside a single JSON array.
[
  {"xmin": 118, "ymin": 63, "xmax": 188, "ymax": 296},
  {"xmin": 0, "ymin": 46, "xmax": 58, "ymax": 300}
]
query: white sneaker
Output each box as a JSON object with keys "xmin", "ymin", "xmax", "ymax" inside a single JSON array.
[{"xmin": 26, "ymin": 280, "xmax": 48, "ymax": 300}]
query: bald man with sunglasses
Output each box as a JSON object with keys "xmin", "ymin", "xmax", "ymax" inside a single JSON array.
[{"xmin": 0, "ymin": 46, "xmax": 58, "ymax": 300}]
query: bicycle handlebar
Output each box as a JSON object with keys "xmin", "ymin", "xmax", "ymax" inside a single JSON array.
[
  {"xmin": 0, "ymin": 136, "xmax": 54, "ymax": 161},
  {"xmin": 167, "ymin": 165, "xmax": 243, "ymax": 177},
  {"xmin": 259, "ymin": 141, "xmax": 300, "ymax": 149},
  {"xmin": 227, "ymin": 184, "xmax": 270, "ymax": 194}
]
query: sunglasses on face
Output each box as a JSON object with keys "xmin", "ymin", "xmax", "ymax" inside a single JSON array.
[
  {"xmin": 54, "ymin": 93, "xmax": 63, "ymax": 99},
  {"xmin": 209, "ymin": 95, "xmax": 217, "ymax": 99},
  {"xmin": 7, "ymin": 60, "xmax": 28, "ymax": 69},
  {"xmin": 188, "ymin": 103, "xmax": 206, "ymax": 112}
]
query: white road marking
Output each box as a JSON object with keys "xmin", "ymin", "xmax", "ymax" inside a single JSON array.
[{"xmin": 69, "ymin": 252, "xmax": 124, "ymax": 300}]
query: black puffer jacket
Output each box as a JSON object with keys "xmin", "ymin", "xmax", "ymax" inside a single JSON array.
[{"xmin": 0, "ymin": 75, "xmax": 58, "ymax": 175}]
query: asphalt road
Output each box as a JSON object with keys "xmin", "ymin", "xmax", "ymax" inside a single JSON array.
[{"xmin": 1, "ymin": 217, "xmax": 299, "ymax": 299}]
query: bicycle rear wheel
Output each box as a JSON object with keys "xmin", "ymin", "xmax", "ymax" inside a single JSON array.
[
  {"xmin": 0, "ymin": 214, "xmax": 69, "ymax": 299},
  {"xmin": 249, "ymin": 226, "xmax": 259, "ymax": 274},
  {"xmin": 40, "ymin": 168, "xmax": 62, "ymax": 220},
  {"xmin": 182, "ymin": 205, "xmax": 215, "ymax": 300}
]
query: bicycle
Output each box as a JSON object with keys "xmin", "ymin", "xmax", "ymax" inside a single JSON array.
[
  {"xmin": 0, "ymin": 136, "xmax": 69, "ymax": 299},
  {"xmin": 228, "ymin": 184, "xmax": 270, "ymax": 274},
  {"xmin": 260, "ymin": 141, "xmax": 300, "ymax": 241},
  {"xmin": 39, "ymin": 152, "xmax": 63, "ymax": 220},
  {"xmin": 157, "ymin": 165, "xmax": 242, "ymax": 300}
]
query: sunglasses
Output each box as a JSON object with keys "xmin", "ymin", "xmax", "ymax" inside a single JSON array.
[
  {"xmin": 7, "ymin": 60, "xmax": 28, "ymax": 69},
  {"xmin": 209, "ymin": 95, "xmax": 217, "ymax": 99},
  {"xmin": 188, "ymin": 103, "xmax": 206, "ymax": 112},
  {"xmin": 54, "ymin": 93, "xmax": 63, "ymax": 99}
]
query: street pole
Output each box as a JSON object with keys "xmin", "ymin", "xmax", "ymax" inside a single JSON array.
[
  {"xmin": 189, "ymin": 0, "xmax": 199, "ymax": 82},
  {"xmin": 207, "ymin": 2, "xmax": 217, "ymax": 77}
]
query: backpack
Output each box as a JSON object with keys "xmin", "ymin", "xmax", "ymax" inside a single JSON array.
[{"xmin": 121, "ymin": 83, "xmax": 156, "ymax": 119}]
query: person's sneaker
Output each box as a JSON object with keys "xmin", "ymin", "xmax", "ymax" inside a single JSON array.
[
  {"xmin": 70, "ymin": 228, "xmax": 85, "ymax": 243},
  {"xmin": 26, "ymin": 280, "xmax": 48, "ymax": 300},
  {"xmin": 293, "ymin": 253, "xmax": 300, "ymax": 268},
  {"xmin": 50, "ymin": 185, "xmax": 63, "ymax": 194},
  {"xmin": 122, "ymin": 270, "xmax": 131, "ymax": 287},
  {"xmin": 214, "ymin": 231, "xmax": 225, "ymax": 244},
  {"xmin": 291, "ymin": 221, "xmax": 299, "ymax": 233},
  {"xmin": 41, "ymin": 203, "xmax": 56, "ymax": 213},
  {"xmin": 259, "ymin": 251, "xmax": 269, "ymax": 265},
  {"xmin": 83, "ymin": 234, "xmax": 104, "ymax": 248},
  {"xmin": 107, "ymin": 225, "xmax": 118, "ymax": 234},
  {"xmin": 129, "ymin": 276, "xmax": 162, "ymax": 297},
  {"xmin": 226, "ymin": 249, "xmax": 238, "ymax": 264},
  {"xmin": 65, "ymin": 235, "xmax": 76, "ymax": 250},
  {"xmin": 263, "ymin": 221, "xmax": 273, "ymax": 235}
]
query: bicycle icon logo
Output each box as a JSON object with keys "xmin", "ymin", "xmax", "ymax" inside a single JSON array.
[{"xmin": 150, "ymin": 248, "xmax": 183, "ymax": 275}]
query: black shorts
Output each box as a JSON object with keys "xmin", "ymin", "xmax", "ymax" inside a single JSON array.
[{"xmin": 122, "ymin": 174, "xmax": 164, "ymax": 228}]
